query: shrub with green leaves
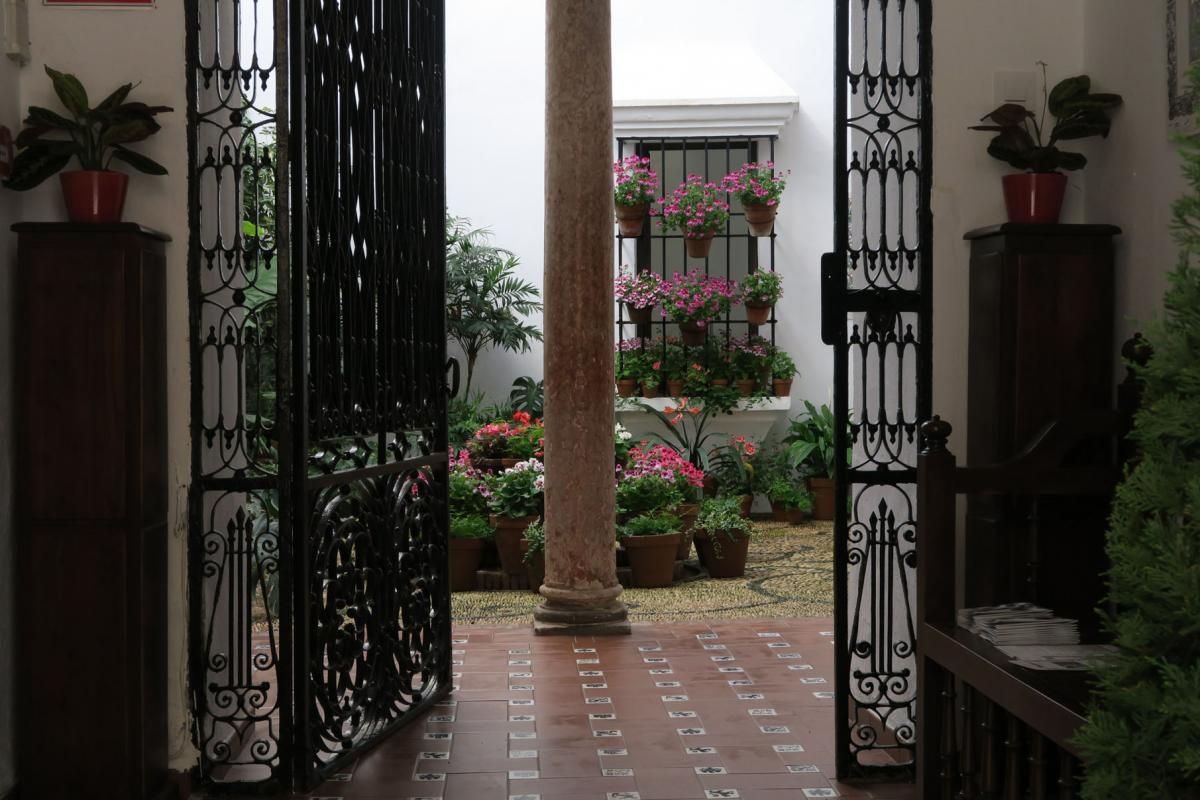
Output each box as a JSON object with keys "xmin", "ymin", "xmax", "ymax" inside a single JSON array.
[
  {"xmin": 486, "ymin": 460, "xmax": 545, "ymax": 519},
  {"xmin": 616, "ymin": 474, "xmax": 684, "ymax": 518},
  {"xmin": 696, "ymin": 497, "xmax": 754, "ymax": 558},
  {"xmin": 765, "ymin": 477, "xmax": 812, "ymax": 511},
  {"xmin": 522, "ymin": 521, "xmax": 545, "ymax": 563},
  {"xmin": 1075, "ymin": 81, "xmax": 1200, "ymax": 799},
  {"xmin": 449, "ymin": 464, "xmax": 489, "ymax": 517},
  {"xmin": 738, "ymin": 271, "xmax": 784, "ymax": 306},
  {"xmin": 620, "ymin": 512, "xmax": 683, "ymax": 539},
  {"xmin": 771, "ymin": 349, "xmax": 798, "ymax": 380},
  {"xmin": 450, "ymin": 515, "xmax": 493, "ymax": 540}
]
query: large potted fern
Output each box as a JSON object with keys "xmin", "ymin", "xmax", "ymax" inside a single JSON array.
[
  {"xmin": 3, "ymin": 67, "xmax": 172, "ymax": 223},
  {"xmin": 970, "ymin": 64, "xmax": 1121, "ymax": 224}
]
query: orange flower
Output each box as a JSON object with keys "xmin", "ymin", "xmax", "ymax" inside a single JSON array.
[{"xmin": 744, "ymin": 443, "xmax": 757, "ymax": 456}]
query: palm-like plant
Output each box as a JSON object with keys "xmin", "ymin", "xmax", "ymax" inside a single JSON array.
[{"xmin": 446, "ymin": 214, "xmax": 543, "ymax": 397}]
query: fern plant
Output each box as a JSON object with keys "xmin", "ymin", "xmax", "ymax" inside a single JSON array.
[{"xmin": 1075, "ymin": 68, "xmax": 1200, "ymax": 799}]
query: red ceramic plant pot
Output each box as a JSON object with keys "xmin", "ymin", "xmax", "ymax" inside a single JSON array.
[
  {"xmin": 60, "ymin": 170, "xmax": 128, "ymax": 224},
  {"xmin": 1002, "ymin": 172, "xmax": 1067, "ymax": 224}
]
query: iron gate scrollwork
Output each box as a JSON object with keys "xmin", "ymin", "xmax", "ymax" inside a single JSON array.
[
  {"xmin": 187, "ymin": 0, "xmax": 450, "ymax": 790},
  {"xmin": 824, "ymin": 0, "xmax": 932, "ymax": 779}
]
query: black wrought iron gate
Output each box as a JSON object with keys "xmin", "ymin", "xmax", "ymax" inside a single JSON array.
[
  {"xmin": 823, "ymin": 0, "xmax": 932, "ymax": 780},
  {"xmin": 187, "ymin": 0, "xmax": 450, "ymax": 790}
]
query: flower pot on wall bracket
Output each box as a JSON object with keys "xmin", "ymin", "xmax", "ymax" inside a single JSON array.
[
  {"xmin": 745, "ymin": 303, "xmax": 772, "ymax": 326},
  {"xmin": 684, "ymin": 232, "xmax": 715, "ymax": 259},
  {"xmin": 625, "ymin": 303, "xmax": 652, "ymax": 325},
  {"xmin": 60, "ymin": 170, "xmax": 128, "ymax": 223},
  {"xmin": 742, "ymin": 201, "xmax": 778, "ymax": 236},
  {"xmin": 679, "ymin": 321, "xmax": 707, "ymax": 347},
  {"xmin": 667, "ymin": 379, "xmax": 685, "ymax": 397},
  {"xmin": 640, "ymin": 380, "xmax": 660, "ymax": 399},
  {"xmin": 615, "ymin": 201, "xmax": 647, "ymax": 237},
  {"xmin": 1002, "ymin": 172, "xmax": 1068, "ymax": 224},
  {"xmin": 617, "ymin": 379, "xmax": 637, "ymax": 398}
]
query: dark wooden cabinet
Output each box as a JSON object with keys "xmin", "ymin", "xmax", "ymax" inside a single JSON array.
[
  {"xmin": 962, "ymin": 223, "xmax": 1120, "ymax": 625},
  {"xmin": 13, "ymin": 223, "xmax": 170, "ymax": 800}
]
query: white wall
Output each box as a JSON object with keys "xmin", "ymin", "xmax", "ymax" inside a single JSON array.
[
  {"xmin": 12, "ymin": 1, "xmax": 195, "ymax": 775},
  {"xmin": 446, "ymin": 0, "xmax": 835, "ymax": 409},
  {"xmin": 0, "ymin": 23, "xmax": 22, "ymax": 799},
  {"xmin": 930, "ymin": 0, "xmax": 1088, "ymax": 449},
  {"xmin": 1084, "ymin": 0, "xmax": 1183, "ymax": 352}
]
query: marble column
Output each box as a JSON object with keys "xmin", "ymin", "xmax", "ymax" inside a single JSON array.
[{"xmin": 534, "ymin": 0, "xmax": 629, "ymax": 636}]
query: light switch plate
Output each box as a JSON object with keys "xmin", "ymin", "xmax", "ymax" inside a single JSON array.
[{"xmin": 994, "ymin": 70, "xmax": 1038, "ymax": 107}]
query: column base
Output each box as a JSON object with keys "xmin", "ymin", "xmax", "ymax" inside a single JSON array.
[{"xmin": 533, "ymin": 592, "xmax": 631, "ymax": 636}]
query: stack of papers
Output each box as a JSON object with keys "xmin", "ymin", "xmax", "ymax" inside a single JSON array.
[
  {"xmin": 996, "ymin": 644, "xmax": 1118, "ymax": 671},
  {"xmin": 957, "ymin": 602, "xmax": 1080, "ymax": 646}
]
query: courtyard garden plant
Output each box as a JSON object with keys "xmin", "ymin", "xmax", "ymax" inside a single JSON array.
[
  {"xmin": 467, "ymin": 411, "xmax": 544, "ymax": 468},
  {"xmin": 616, "ymin": 338, "xmax": 650, "ymax": 397},
  {"xmin": 770, "ymin": 348, "xmax": 797, "ymax": 396},
  {"xmin": 619, "ymin": 511, "xmax": 684, "ymax": 588},
  {"xmin": 614, "ymin": 267, "xmax": 663, "ymax": 325},
  {"xmin": 969, "ymin": 63, "xmax": 1122, "ymax": 224},
  {"xmin": 729, "ymin": 335, "xmax": 771, "ymax": 396},
  {"xmin": 738, "ymin": 270, "xmax": 783, "ymax": 326},
  {"xmin": 784, "ymin": 401, "xmax": 845, "ymax": 521},
  {"xmin": 708, "ymin": 435, "xmax": 759, "ymax": 516},
  {"xmin": 613, "ymin": 154, "xmax": 658, "ymax": 237},
  {"xmin": 658, "ymin": 174, "xmax": 731, "ymax": 258},
  {"xmin": 660, "ymin": 271, "xmax": 736, "ymax": 346},
  {"xmin": 486, "ymin": 459, "xmax": 545, "ymax": 576},
  {"xmin": 1074, "ymin": 78, "xmax": 1199, "ymax": 799},
  {"xmin": 623, "ymin": 443, "xmax": 706, "ymax": 559},
  {"xmin": 449, "ymin": 514, "xmax": 493, "ymax": 592},
  {"xmin": 446, "ymin": 214, "xmax": 543, "ymax": 397},
  {"xmin": 4, "ymin": 66, "xmax": 173, "ymax": 223},
  {"xmin": 765, "ymin": 476, "xmax": 812, "ymax": 524},
  {"xmin": 694, "ymin": 496, "xmax": 754, "ymax": 578},
  {"xmin": 723, "ymin": 161, "xmax": 788, "ymax": 236},
  {"xmin": 520, "ymin": 521, "xmax": 546, "ymax": 595}
]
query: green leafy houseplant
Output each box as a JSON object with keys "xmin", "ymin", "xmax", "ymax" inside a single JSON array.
[
  {"xmin": 771, "ymin": 350, "xmax": 798, "ymax": 380},
  {"xmin": 765, "ymin": 477, "xmax": 812, "ymax": 511},
  {"xmin": 695, "ymin": 496, "xmax": 754, "ymax": 559},
  {"xmin": 616, "ymin": 474, "xmax": 684, "ymax": 518},
  {"xmin": 970, "ymin": 64, "xmax": 1123, "ymax": 173},
  {"xmin": 707, "ymin": 437, "xmax": 757, "ymax": 499},
  {"xmin": 784, "ymin": 401, "xmax": 842, "ymax": 479},
  {"xmin": 738, "ymin": 271, "xmax": 783, "ymax": 307},
  {"xmin": 1075, "ymin": 74, "xmax": 1200, "ymax": 799},
  {"xmin": 521, "ymin": 521, "xmax": 545, "ymax": 564},
  {"xmin": 486, "ymin": 459, "xmax": 545, "ymax": 519},
  {"xmin": 509, "ymin": 376, "xmax": 544, "ymax": 419},
  {"xmin": 3, "ymin": 66, "xmax": 172, "ymax": 191},
  {"xmin": 446, "ymin": 214, "xmax": 543, "ymax": 397},
  {"xmin": 450, "ymin": 515, "xmax": 493, "ymax": 540},
  {"xmin": 620, "ymin": 511, "xmax": 683, "ymax": 539}
]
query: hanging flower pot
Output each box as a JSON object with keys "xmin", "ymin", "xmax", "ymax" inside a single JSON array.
[
  {"xmin": 745, "ymin": 302, "xmax": 772, "ymax": 326},
  {"xmin": 742, "ymin": 201, "xmax": 779, "ymax": 237},
  {"xmin": 1002, "ymin": 172, "xmax": 1068, "ymax": 224},
  {"xmin": 617, "ymin": 379, "xmax": 637, "ymax": 397},
  {"xmin": 615, "ymin": 201, "xmax": 648, "ymax": 238},
  {"xmin": 685, "ymin": 232, "xmax": 715, "ymax": 259},
  {"xmin": 625, "ymin": 303, "xmax": 652, "ymax": 325},
  {"xmin": 679, "ymin": 321, "xmax": 707, "ymax": 347}
]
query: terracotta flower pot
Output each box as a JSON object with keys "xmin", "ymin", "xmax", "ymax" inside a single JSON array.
[
  {"xmin": 685, "ymin": 232, "xmax": 715, "ymax": 259},
  {"xmin": 772, "ymin": 378, "xmax": 793, "ymax": 397},
  {"xmin": 693, "ymin": 529, "xmax": 751, "ymax": 579},
  {"xmin": 679, "ymin": 320, "xmax": 707, "ymax": 347},
  {"xmin": 736, "ymin": 379, "xmax": 757, "ymax": 397},
  {"xmin": 742, "ymin": 201, "xmax": 778, "ymax": 236},
  {"xmin": 1002, "ymin": 172, "xmax": 1067, "ymax": 225},
  {"xmin": 702, "ymin": 474, "xmax": 718, "ymax": 497},
  {"xmin": 615, "ymin": 201, "xmax": 648, "ymax": 238},
  {"xmin": 807, "ymin": 477, "xmax": 836, "ymax": 521},
  {"xmin": 770, "ymin": 502, "xmax": 810, "ymax": 525},
  {"xmin": 711, "ymin": 378, "xmax": 730, "ymax": 388},
  {"xmin": 520, "ymin": 539, "xmax": 545, "ymax": 595},
  {"xmin": 667, "ymin": 379, "xmax": 685, "ymax": 397},
  {"xmin": 623, "ymin": 532, "xmax": 680, "ymax": 588},
  {"xmin": 745, "ymin": 302, "xmax": 772, "ymax": 326},
  {"xmin": 490, "ymin": 514, "xmax": 538, "ymax": 576},
  {"xmin": 625, "ymin": 303, "xmax": 653, "ymax": 325},
  {"xmin": 640, "ymin": 380, "xmax": 660, "ymax": 399},
  {"xmin": 676, "ymin": 503, "xmax": 700, "ymax": 560},
  {"xmin": 617, "ymin": 379, "xmax": 637, "ymax": 398},
  {"xmin": 448, "ymin": 537, "xmax": 485, "ymax": 591},
  {"xmin": 60, "ymin": 170, "xmax": 128, "ymax": 224},
  {"xmin": 738, "ymin": 494, "xmax": 753, "ymax": 518}
]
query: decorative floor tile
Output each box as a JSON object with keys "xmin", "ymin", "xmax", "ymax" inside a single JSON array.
[
  {"xmin": 589, "ymin": 712, "xmax": 617, "ymax": 720},
  {"xmin": 509, "ymin": 714, "xmax": 535, "ymax": 722},
  {"xmin": 705, "ymin": 790, "xmax": 740, "ymax": 799},
  {"xmin": 508, "ymin": 659, "xmax": 532, "ymax": 666},
  {"xmin": 686, "ymin": 746, "xmax": 717, "ymax": 755},
  {"xmin": 777, "ymin": 653, "xmax": 803, "ymax": 660},
  {"xmin": 736, "ymin": 693, "xmax": 765, "ymax": 700},
  {"xmin": 412, "ymin": 772, "xmax": 445, "ymax": 782},
  {"xmin": 813, "ymin": 691, "xmax": 835, "ymax": 699},
  {"xmin": 510, "ymin": 731, "xmax": 537, "ymax": 740},
  {"xmin": 507, "ymin": 770, "xmax": 539, "ymax": 780},
  {"xmin": 757, "ymin": 632, "xmax": 781, "ymax": 638},
  {"xmin": 727, "ymin": 679, "xmax": 754, "ymax": 686},
  {"xmin": 603, "ymin": 767, "xmax": 635, "ymax": 777},
  {"xmin": 586, "ymin": 696, "xmax": 612, "ymax": 705},
  {"xmin": 583, "ymin": 682, "xmax": 608, "ymax": 689},
  {"xmin": 718, "ymin": 667, "xmax": 744, "ymax": 673},
  {"xmin": 711, "ymin": 656, "xmax": 736, "ymax": 662},
  {"xmin": 677, "ymin": 727, "xmax": 707, "ymax": 736},
  {"xmin": 424, "ymin": 732, "xmax": 452, "ymax": 741},
  {"xmin": 593, "ymin": 729, "xmax": 623, "ymax": 738},
  {"xmin": 773, "ymin": 744, "xmax": 805, "ymax": 753},
  {"xmin": 607, "ymin": 792, "xmax": 640, "ymax": 800},
  {"xmin": 803, "ymin": 789, "xmax": 838, "ymax": 797},
  {"xmin": 417, "ymin": 751, "xmax": 450, "ymax": 760},
  {"xmin": 577, "ymin": 658, "xmax": 600, "ymax": 664},
  {"xmin": 510, "ymin": 684, "xmax": 534, "ymax": 691},
  {"xmin": 668, "ymin": 711, "xmax": 698, "ymax": 719},
  {"xmin": 759, "ymin": 725, "xmax": 790, "ymax": 734},
  {"xmin": 703, "ymin": 644, "xmax": 728, "ymax": 651},
  {"xmin": 697, "ymin": 633, "xmax": 719, "ymax": 640},
  {"xmin": 429, "ymin": 714, "xmax": 455, "ymax": 722},
  {"xmin": 597, "ymin": 747, "xmax": 628, "ymax": 757},
  {"xmin": 800, "ymin": 677, "xmax": 827, "ymax": 684},
  {"xmin": 661, "ymin": 695, "xmax": 689, "ymax": 702},
  {"xmin": 694, "ymin": 766, "xmax": 728, "ymax": 775},
  {"xmin": 649, "ymin": 668, "xmax": 674, "ymax": 675},
  {"xmin": 655, "ymin": 681, "xmax": 681, "ymax": 688},
  {"xmin": 510, "ymin": 672, "xmax": 534, "ymax": 678},
  {"xmin": 787, "ymin": 764, "xmax": 821, "ymax": 773},
  {"xmin": 748, "ymin": 708, "xmax": 777, "ymax": 716},
  {"xmin": 787, "ymin": 664, "xmax": 814, "ymax": 671},
  {"xmin": 509, "ymin": 698, "xmax": 535, "ymax": 706},
  {"xmin": 575, "ymin": 647, "xmax": 597, "ymax": 653},
  {"xmin": 644, "ymin": 657, "xmax": 668, "ymax": 663},
  {"xmin": 580, "ymin": 670, "xmax": 604, "ymax": 677},
  {"xmin": 638, "ymin": 645, "xmax": 661, "ymax": 652},
  {"xmin": 509, "ymin": 750, "xmax": 538, "ymax": 759},
  {"xmin": 767, "ymin": 642, "xmax": 791, "ymax": 648},
  {"xmin": 509, "ymin": 794, "xmax": 541, "ymax": 800}
]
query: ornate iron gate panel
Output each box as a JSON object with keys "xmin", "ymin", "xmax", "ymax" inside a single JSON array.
[
  {"xmin": 188, "ymin": 0, "xmax": 450, "ymax": 791},
  {"xmin": 823, "ymin": 0, "xmax": 932, "ymax": 779}
]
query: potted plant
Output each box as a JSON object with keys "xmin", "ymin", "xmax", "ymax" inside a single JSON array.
[
  {"xmin": 4, "ymin": 67, "xmax": 173, "ymax": 223},
  {"xmin": 614, "ymin": 154, "xmax": 658, "ymax": 237},
  {"xmin": 619, "ymin": 512, "xmax": 683, "ymax": 588},
  {"xmin": 657, "ymin": 338, "xmax": 687, "ymax": 396},
  {"xmin": 623, "ymin": 443, "xmax": 705, "ymax": 560},
  {"xmin": 707, "ymin": 436, "xmax": 758, "ymax": 517},
  {"xmin": 658, "ymin": 174, "xmax": 731, "ymax": 258},
  {"xmin": 520, "ymin": 520, "xmax": 546, "ymax": 595},
  {"xmin": 615, "ymin": 267, "xmax": 662, "ymax": 325},
  {"xmin": 660, "ymin": 272, "xmax": 735, "ymax": 346},
  {"xmin": 486, "ymin": 459, "xmax": 545, "ymax": 575},
  {"xmin": 970, "ymin": 63, "xmax": 1122, "ymax": 224},
  {"xmin": 738, "ymin": 271, "xmax": 783, "ymax": 326},
  {"xmin": 693, "ymin": 496, "xmax": 754, "ymax": 578},
  {"xmin": 765, "ymin": 478, "xmax": 812, "ymax": 525},
  {"xmin": 729, "ymin": 335, "xmax": 769, "ymax": 397},
  {"xmin": 770, "ymin": 349, "xmax": 797, "ymax": 397},
  {"xmin": 449, "ymin": 515, "xmax": 493, "ymax": 591},
  {"xmin": 723, "ymin": 162, "xmax": 787, "ymax": 236},
  {"xmin": 783, "ymin": 401, "xmax": 845, "ymax": 521},
  {"xmin": 616, "ymin": 338, "xmax": 648, "ymax": 398},
  {"xmin": 616, "ymin": 472, "xmax": 684, "ymax": 522}
]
